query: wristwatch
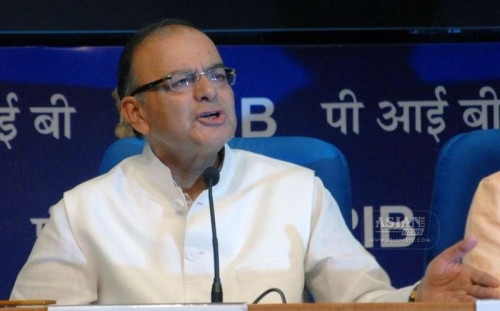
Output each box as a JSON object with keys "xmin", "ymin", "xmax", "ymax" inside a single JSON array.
[{"xmin": 408, "ymin": 284, "xmax": 419, "ymax": 302}]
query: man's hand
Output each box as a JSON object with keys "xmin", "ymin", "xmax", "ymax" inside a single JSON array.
[{"xmin": 417, "ymin": 236, "xmax": 500, "ymax": 302}]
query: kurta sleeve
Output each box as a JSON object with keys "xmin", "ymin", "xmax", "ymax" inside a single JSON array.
[
  {"xmin": 305, "ymin": 177, "xmax": 414, "ymax": 302},
  {"xmin": 10, "ymin": 200, "xmax": 97, "ymax": 304}
]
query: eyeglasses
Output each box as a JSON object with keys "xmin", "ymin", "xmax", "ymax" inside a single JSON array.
[{"xmin": 130, "ymin": 67, "xmax": 236, "ymax": 96}]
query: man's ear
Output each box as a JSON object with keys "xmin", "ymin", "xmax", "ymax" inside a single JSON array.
[{"xmin": 121, "ymin": 97, "xmax": 150, "ymax": 135}]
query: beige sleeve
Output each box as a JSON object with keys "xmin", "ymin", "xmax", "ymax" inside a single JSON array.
[{"xmin": 463, "ymin": 171, "xmax": 500, "ymax": 285}]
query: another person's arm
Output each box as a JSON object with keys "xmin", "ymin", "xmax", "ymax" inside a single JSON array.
[{"xmin": 462, "ymin": 171, "xmax": 500, "ymax": 293}]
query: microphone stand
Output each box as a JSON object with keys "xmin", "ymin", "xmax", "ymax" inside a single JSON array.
[{"xmin": 203, "ymin": 167, "xmax": 223, "ymax": 303}]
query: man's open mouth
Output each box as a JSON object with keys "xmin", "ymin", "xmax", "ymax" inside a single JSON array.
[{"xmin": 200, "ymin": 111, "xmax": 221, "ymax": 120}]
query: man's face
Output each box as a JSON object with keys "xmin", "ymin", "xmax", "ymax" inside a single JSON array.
[{"xmin": 129, "ymin": 27, "xmax": 237, "ymax": 157}]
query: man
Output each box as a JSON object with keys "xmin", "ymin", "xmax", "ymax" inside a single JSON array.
[
  {"xmin": 10, "ymin": 19, "xmax": 499, "ymax": 304},
  {"xmin": 463, "ymin": 171, "xmax": 500, "ymax": 295}
]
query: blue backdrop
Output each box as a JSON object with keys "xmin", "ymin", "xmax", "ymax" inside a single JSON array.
[{"xmin": 2, "ymin": 43, "xmax": 500, "ymax": 299}]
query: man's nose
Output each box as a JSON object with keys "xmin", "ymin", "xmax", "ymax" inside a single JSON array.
[{"xmin": 193, "ymin": 75, "xmax": 216, "ymax": 101}]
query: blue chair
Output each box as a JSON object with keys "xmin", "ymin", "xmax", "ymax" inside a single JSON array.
[
  {"xmin": 426, "ymin": 129, "xmax": 500, "ymax": 263},
  {"xmin": 99, "ymin": 136, "xmax": 353, "ymax": 224}
]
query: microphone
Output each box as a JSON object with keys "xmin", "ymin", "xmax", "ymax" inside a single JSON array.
[{"xmin": 202, "ymin": 167, "xmax": 222, "ymax": 303}]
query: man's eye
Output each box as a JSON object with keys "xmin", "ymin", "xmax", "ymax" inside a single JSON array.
[
  {"xmin": 211, "ymin": 73, "xmax": 227, "ymax": 81},
  {"xmin": 177, "ymin": 78, "xmax": 191, "ymax": 85},
  {"xmin": 171, "ymin": 76, "xmax": 193, "ymax": 88}
]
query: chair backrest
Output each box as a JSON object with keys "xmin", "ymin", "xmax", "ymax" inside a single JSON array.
[
  {"xmin": 99, "ymin": 136, "xmax": 353, "ymax": 224},
  {"xmin": 426, "ymin": 129, "xmax": 500, "ymax": 263}
]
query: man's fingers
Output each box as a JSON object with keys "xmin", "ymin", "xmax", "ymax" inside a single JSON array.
[
  {"xmin": 438, "ymin": 237, "xmax": 478, "ymax": 264},
  {"xmin": 469, "ymin": 284, "xmax": 500, "ymax": 299},
  {"xmin": 471, "ymin": 269, "xmax": 500, "ymax": 288}
]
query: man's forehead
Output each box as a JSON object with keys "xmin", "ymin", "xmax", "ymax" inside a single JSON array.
[
  {"xmin": 149, "ymin": 24, "xmax": 203, "ymax": 41},
  {"xmin": 138, "ymin": 27, "xmax": 212, "ymax": 54},
  {"xmin": 132, "ymin": 27, "xmax": 220, "ymax": 76}
]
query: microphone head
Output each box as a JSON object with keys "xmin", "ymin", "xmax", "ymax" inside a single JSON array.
[{"xmin": 203, "ymin": 166, "xmax": 220, "ymax": 187}]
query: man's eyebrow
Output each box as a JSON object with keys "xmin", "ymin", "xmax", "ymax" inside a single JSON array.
[
  {"xmin": 169, "ymin": 63, "xmax": 225, "ymax": 75},
  {"xmin": 206, "ymin": 63, "xmax": 225, "ymax": 70}
]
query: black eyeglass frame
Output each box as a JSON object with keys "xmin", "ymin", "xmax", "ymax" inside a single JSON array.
[{"xmin": 129, "ymin": 67, "xmax": 236, "ymax": 96}]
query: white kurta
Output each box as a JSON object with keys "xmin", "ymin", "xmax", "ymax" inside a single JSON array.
[{"xmin": 11, "ymin": 144, "xmax": 413, "ymax": 304}]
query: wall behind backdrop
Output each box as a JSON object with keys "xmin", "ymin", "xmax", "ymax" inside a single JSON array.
[
  {"xmin": 4, "ymin": 0, "xmax": 500, "ymax": 47},
  {"xmin": 2, "ymin": 41, "xmax": 500, "ymax": 299}
]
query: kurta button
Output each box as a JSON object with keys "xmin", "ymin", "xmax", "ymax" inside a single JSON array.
[
  {"xmin": 174, "ymin": 199, "xmax": 185, "ymax": 209},
  {"xmin": 185, "ymin": 247, "xmax": 199, "ymax": 261},
  {"xmin": 174, "ymin": 199, "xmax": 186, "ymax": 215}
]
